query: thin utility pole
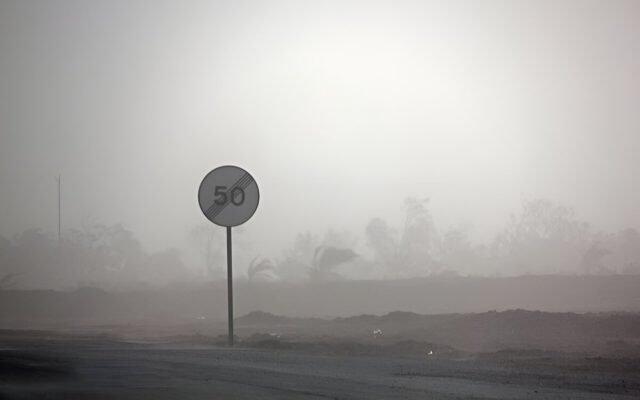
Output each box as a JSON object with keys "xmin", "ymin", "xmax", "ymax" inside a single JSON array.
[{"xmin": 56, "ymin": 175, "xmax": 61, "ymax": 242}]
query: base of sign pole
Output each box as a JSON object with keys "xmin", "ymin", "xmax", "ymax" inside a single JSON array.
[{"xmin": 226, "ymin": 226, "xmax": 234, "ymax": 347}]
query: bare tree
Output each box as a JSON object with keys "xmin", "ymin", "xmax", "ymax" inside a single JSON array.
[
  {"xmin": 492, "ymin": 198, "xmax": 591, "ymax": 274},
  {"xmin": 365, "ymin": 218, "xmax": 398, "ymax": 266},
  {"xmin": 399, "ymin": 197, "xmax": 439, "ymax": 275},
  {"xmin": 188, "ymin": 224, "xmax": 224, "ymax": 278},
  {"xmin": 276, "ymin": 232, "xmax": 319, "ymax": 282}
]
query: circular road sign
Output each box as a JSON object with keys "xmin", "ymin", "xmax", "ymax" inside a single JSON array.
[{"xmin": 198, "ymin": 165, "xmax": 259, "ymax": 227}]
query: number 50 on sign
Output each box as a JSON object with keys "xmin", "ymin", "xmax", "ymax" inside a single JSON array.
[{"xmin": 198, "ymin": 165, "xmax": 259, "ymax": 228}]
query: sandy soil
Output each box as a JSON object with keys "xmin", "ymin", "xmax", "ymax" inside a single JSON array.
[{"xmin": 1, "ymin": 332, "xmax": 639, "ymax": 399}]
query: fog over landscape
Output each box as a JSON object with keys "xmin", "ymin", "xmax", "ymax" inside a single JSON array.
[
  {"xmin": 2, "ymin": 0, "xmax": 640, "ymax": 289},
  {"xmin": 2, "ymin": 2, "xmax": 640, "ymax": 398}
]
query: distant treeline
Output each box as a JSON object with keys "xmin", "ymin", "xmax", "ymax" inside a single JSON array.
[
  {"xmin": 1, "ymin": 197, "xmax": 640, "ymax": 289},
  {"xmin": 0, "ymin": 224, "xmax": 188, "ymax": 289},
  {"xmin": 244, "ymin": 197, "xmax": 640, "ymax": 282}
]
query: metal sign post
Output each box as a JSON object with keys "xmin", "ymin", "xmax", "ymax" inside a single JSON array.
[
  {"xmin": 226, "ymin": 226, "xmax": 233, "ymax": 346},
  {"xmin": 198, "ymin": 165, "xmax": 260, "ymax": 346}
]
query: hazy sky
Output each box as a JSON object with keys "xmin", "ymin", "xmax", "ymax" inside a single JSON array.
[{"xmin": 1, "ymin": 0, "xmax": 639, "ymax": 265}]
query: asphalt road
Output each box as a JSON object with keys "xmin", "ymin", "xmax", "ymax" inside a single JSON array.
[{"xmin": 1, "ymin": 339, "xmax": 638, "ymax": 399}]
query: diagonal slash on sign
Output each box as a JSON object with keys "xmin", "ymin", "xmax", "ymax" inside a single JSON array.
[{"xmin": 205, "ymin": 172, "xmax": 254, "ymax": 220}]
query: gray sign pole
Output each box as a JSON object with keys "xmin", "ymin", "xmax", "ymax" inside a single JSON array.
[
  {"xmin": 226, "ymin": 226, "xmax": 234, "ymax": 346},
  {"xmin": 198, "ymin": 165, "xmax": 259, "ymax": 348}
]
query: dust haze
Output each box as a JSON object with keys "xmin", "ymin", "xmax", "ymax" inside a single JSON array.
[
  {"xmin": 1, "ymin": 2, "xmax": 640, "ymax": 399},
  {"xmin": 2, "ymin": 0, "xmax": 640, "ymax": 289}
]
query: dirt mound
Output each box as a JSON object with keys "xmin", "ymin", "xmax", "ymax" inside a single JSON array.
[{"xmin": 234, "ymin": 309, "xmax": 640, "ymax": 355}]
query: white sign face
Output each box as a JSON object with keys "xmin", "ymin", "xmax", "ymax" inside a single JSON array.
[{"xmin": 198, "ymin": 165, "xmax": 259, "ymax": 227}]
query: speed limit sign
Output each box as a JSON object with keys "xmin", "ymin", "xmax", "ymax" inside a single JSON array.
[
  {"xmin": 198, "ymin": 165, "xmax": 259, "ymax": 347},
  {"xmin": 198, "ymin": 165, "xmax": 259, "ymax": 227}
]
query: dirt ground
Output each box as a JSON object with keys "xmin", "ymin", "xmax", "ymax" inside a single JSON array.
[{"xmin": 1, "ymin": 331, "xmax": 639, "ymax": 400}]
